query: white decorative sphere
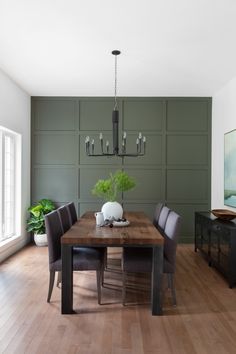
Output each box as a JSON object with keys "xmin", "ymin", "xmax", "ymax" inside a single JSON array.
[{"xmin": 101, "ymin": 201, "xmax": 123, "ymax": 220}]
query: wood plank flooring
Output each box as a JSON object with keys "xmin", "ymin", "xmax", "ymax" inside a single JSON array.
[{"xmin": 0, "ymin": 244, "xmax": 236, "ymax": 354}]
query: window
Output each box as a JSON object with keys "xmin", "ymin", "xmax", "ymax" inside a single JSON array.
[{"xmin": 0, "ymin": 126, "xmax": 21, "ymax": 242}]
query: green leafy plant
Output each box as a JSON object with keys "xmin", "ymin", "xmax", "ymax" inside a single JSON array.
[
  {"xmin": 92, "ymin": 170, "xmax": 136, "ymax": 202},
  {"xmin": 26, "ymin": 199, "xmax": 55, "ymax": 234}
]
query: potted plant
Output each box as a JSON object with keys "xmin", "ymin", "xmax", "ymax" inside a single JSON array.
[
  {"xmin": 26, "ymin": 198, "xmax": 55, "ymax": 246},
  {"xmin": 92, "ymin": 170, "xmax": 136, "ymax": 220}
]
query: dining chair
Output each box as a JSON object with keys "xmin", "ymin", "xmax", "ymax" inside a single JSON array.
[
  {"xmin": 66, "ymin": 202, "xmax": 77, "ymax": 225},
  {"xmin": 57, "ymin": 205, "xmax": 71, "ymax": 233},
  {"xmin": 153, "ymin": 203, "xmax": 164, "ymax": 228},
  {"xmin": 57, "ymin": 204, "xmax": 107, "ymax": 287},
  {"xmin": 157, "ymin": 205, "xmax": 171, "ymax": 232},
  {"xmin": 45, "ymin": 210, "xmax": 105, "ymax": 304},
  {"xmin": 56, "ymin": 205, "xmax": 71, "ymax": 286},
  {"xmin": 122, "ymin": 209, "xmax": 181, "ymax": 306}
]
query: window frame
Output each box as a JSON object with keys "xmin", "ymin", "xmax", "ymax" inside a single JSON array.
[{"xmin": 0, "ymin": 126, "xmax": 21, "ymax": 243}]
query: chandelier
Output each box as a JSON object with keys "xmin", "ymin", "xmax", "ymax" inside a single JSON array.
[{"xmin": 85, "ymin": 50, "xmax": 146, "ymax": 157}]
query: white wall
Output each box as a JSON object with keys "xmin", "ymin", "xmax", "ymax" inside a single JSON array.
[
  {"xmin": 0, "ymin": 69, "xmax": 31, "ymax": 262},
  {"xmin": 212, "ymin": 76, "xmax": 236, "ymax": 210}
]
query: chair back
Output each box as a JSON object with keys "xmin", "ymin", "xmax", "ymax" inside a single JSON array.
[
  {"xmin": 45, "ymin": 210, "xmax": 63, "ymax": 265},
  {"xmin": 57, "ymin": 205, "xmax": 71, "ymax": 233},
  {"xmin": 158, "ymin": 206, "xmax": 170, "ymax": 231},
  {"xmin": 163, "ymin": 211, "xmax": 181, "ymax": 271},
  {"xmin": 66, "ymin": 202, "xmax": 77, "ymax": 225},
  {"xmin": 153, "ymin": 203, "xmax": 164, "ymax": 228}
]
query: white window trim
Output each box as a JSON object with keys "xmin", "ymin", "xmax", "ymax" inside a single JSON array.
[{"xmin": 0, "ymin": 126, "xmax": 21, "ymax": 244}]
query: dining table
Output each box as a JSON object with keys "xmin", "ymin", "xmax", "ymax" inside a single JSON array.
[{"xmin": 61, "ymin": 211, "xmax": 164, "ymax": 316}]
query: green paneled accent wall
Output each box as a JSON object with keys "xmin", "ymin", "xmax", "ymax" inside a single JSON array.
[{"xmin": 31, "ymin": 97, "xmax": 212, "ymax": 242}]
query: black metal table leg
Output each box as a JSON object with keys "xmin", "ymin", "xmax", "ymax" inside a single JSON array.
[
  {"xmin": 61, "ymin": 244, "xmax": 73, "ymax": 314},
  {"xmin": 151, "ymin": 245, "xmax": 163, "ymax": 315}
]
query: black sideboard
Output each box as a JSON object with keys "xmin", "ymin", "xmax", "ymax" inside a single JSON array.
[{"xmin": 195, "ymin": 211, "xmax": 236, "ymax": 288}]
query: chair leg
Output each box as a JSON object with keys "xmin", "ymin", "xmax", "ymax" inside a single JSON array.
[
  {"xmin": 122, "ymin": 271, "xmax": 127, "ymax": 306},
  {"xmin": 167, "ymin": 272, "xmax": 171, "ymax": 288},
  {"xmin": 104, "ymin": 248, "xmax": 108, "ymax": 269},
  {"xmin": 96, "ymin": 270, "xmax": 102, "ymax": 305},
  {"xmin": 167, "ymin": 273, "xmax": 177, "ymax": 306},
  {"xmin": 47, "ymin": 270, "xmax": 55, "ymax": 303},
  {"xmin": 101, "ymin": 269, "xmax": 105, "ymax": 287},
  {"xmin": 57, "ymin": 271, "xmax": 61, "ymax": 287}
]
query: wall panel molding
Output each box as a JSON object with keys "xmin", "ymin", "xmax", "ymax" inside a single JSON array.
[{"xmin": 31, "ymin": 96, "xmax": 212, "ymax": 241}]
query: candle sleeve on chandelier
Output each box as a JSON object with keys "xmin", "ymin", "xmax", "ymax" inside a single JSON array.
[
  {"xmin": 99, "ymin": 133, "xmax": 104, "ymax": 153},
  {"xmin": 85, "ymin": 136, "xmax": 90, "ymax": 154},
  {"xmin": 106, "ymin": 140, "xmax": 109, "ymax": 154}
]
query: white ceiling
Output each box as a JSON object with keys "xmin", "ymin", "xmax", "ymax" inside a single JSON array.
[{"xmin": 0, "ymin": 0, "xmax": 236, "ymax": 96}]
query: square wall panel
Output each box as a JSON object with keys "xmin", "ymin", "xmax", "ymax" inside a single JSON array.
[
  {"xmin": 123, "ymin": 169, "xmax": 163, "ymax": 201},
  {"xmin": 34, "ymin": 133, "xmax": 77, "ymax": 165},
  {"xmin": 33, "ymin": 167, "xmax": 77, "ymax": 202},
  {"xmin": 167, "ymin": 135, "xmax": 208, "ymax": 165},
  {"xmin": 167, "ymin": 169, "xmax": 208, "ymax": 201},
  {"xmin": 167, "ymin": 100, "xmax": 209, "ymax": 132},
  {"xmin": 123, "ymin": 100, "xmax": 163, "ymax": 131},
  {"xmin": 80, "ymin": 100, "xmax": 115, "ymax": 131},
  {"xmin": 34, "ymin": 100, "xmax": 76, "ymax": 130}
]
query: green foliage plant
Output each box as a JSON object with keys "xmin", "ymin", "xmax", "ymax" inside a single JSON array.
[
  {"xmin": 92, "ymin": 170, "xmax": 136, "ymax": 202},
  {"xmin": 26, "ymin": 199, "xmax": 55, "ymax": 234}
]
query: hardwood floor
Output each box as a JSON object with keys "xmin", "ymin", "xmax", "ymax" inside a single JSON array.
[{"xmin": 1, "ymin": 244, "xmax": 236, "ymax": 354}]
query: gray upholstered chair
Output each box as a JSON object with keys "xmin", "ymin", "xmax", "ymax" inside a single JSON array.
[
  {"xmin": 56, "ymin": 205, "xmax": 72, "ymax": 286},
  {"xmin": 122, "ymin": 210, "xmax": 181, "ymax": 306},
  {"xmin": 45, "ymin": 210, "xmax": 105, "ymax": 304},
  {"xmin": 59, "ymin": 203, "xmax": 107, "ymax": 286},
  {"xmin": 57, "ymin": 205, "xmax": 71, "ymax": 233},
  {"xmin": 66, "ymin": 202, "xmax": 77, "ymax": 225},
  {"xmin": 153, "ymin": 203, "xmax": 164, "ymax": 228},
  {"xmin": 157, "ymin": 205, "xmax": 170, "ymax": 232}
]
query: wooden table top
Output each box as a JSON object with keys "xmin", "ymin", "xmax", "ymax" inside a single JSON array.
[{"xmin": 61, "ymin": 211, "xmax": 164, "ymax": 246}]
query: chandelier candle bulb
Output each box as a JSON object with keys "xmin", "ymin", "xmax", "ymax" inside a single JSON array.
[
  {"xmin": 138, "ymin": 132, "xmax": 142, "ymax": 153},
  {"xmin": 106, "ymin": 141, "xmax": 109, "ymax": 153},
  {"xmin": 136, "ymin": 138, "xmax": 139, "ymax": 153},
  {"xmin": 143, "ymin": 136, "xmax": 146, "ymax": 154},
  {"xmin": 99, "ymin": 133, "xmax": 104, "ymax": 153},
  {"xmin": 85, "ymin": 136, "xmax": 90, "ymax": 154},
  {"xmin": 91, "ymin": 139, "xmax": 95, "ymax": 154}
]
